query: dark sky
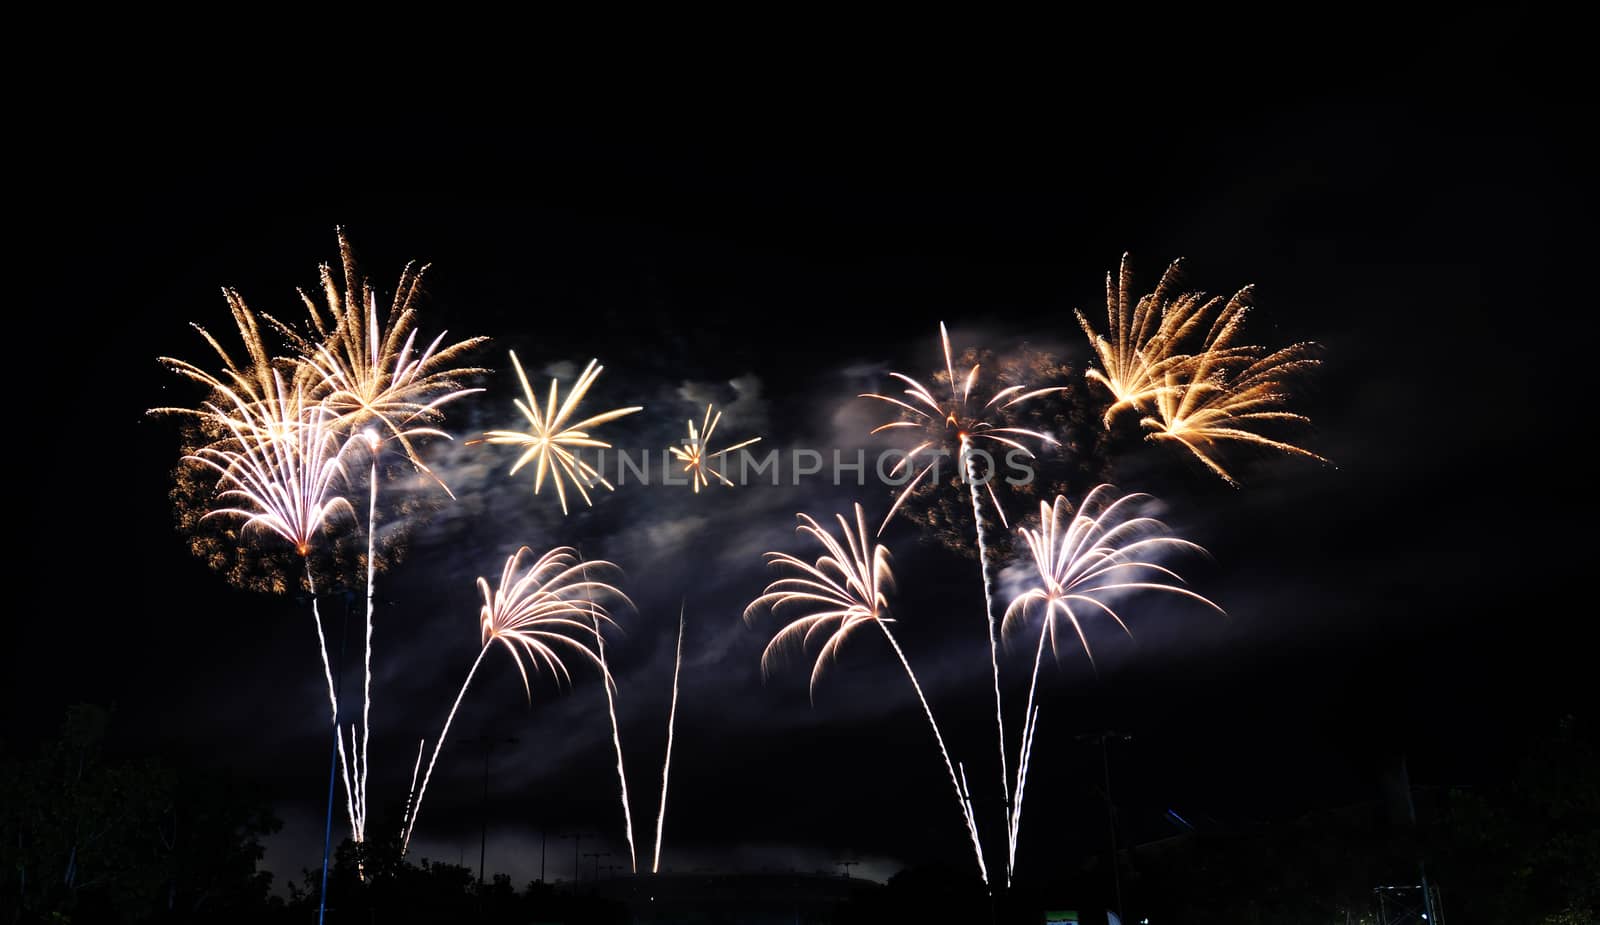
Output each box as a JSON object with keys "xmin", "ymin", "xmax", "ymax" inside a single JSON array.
[{"xmin": 8, "ymin": 21, "xmax": 1585, "ymax": 891}]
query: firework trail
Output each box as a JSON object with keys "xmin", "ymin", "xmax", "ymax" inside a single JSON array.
[
  {"xmin": 403, "ymin": 547, "xmax": 625, "ymax": 855},
  {"xmin": 1001, "ymin": 486, "xmax": 1220, "ymax": 881},
  {"xmin": 282, "ymin": 230, "xmax": 487, "ymax": 856},
  {"xmin": 746, "ymin": 504, "xmax": 989, "ymax": 886},
  {"xmin": 401, "ymin": 737, "xmax": 425, "ymax": 833},
  {"xmin": 652, "ymin": 604, "xmax": 685, "ymax": 874},
  {"xmin": 587, "ymin": 559, "xmax": 637, "ymax": 874},
  {"xmin": 862, "ymin": 321, "xmax": 1064, "ymax": 841},
  {"xmin": 480, "ymin": 351, "xmax": 643, "ymax": 514},
  {"xmin": 667, "ymin": 404, "xmax": 762, "ymax": 492}
]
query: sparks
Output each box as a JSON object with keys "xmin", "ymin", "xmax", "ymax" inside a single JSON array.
[
  {"xmin": 667, "ymin": 404, "xmax": 762, "ymax": 493},
  {"xmin": 481, "ymin": 352, "xmax": 642, "ymax": 515}
]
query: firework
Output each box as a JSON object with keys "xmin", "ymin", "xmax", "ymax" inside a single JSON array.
[
  {"xmin": 292, "ymin": 228, "xmax": 489, "ymax": 485},
  {"xmin": 481, "ymin": 352, "xmax": 643, "ymax": 515},
  {"xmin": 1141, "ymin": 341, "xmax": 1328, "ymax": 485},
  {"xmin": 652, "ymin": 605, "xmax": 685, "ymax": 874},
  {"xmin": 667, "ymin": 404, "xmax": 762, "ymax": 492},
  {"xmin": 283, "ymin": 230, "xmax": 487, "ymax": 858},
  {"xmin": 184, "ymin": 377, "xmax": 363, "ymax": 841},
  {"xmin": 746, "ymin": 504, "xmax": 990, "ymax": 885},
  {"xmin": 402, "ymin": 547, "xmax": 626, "ymax": 855},
  {"xmin": 861, "ymin": 322, "xmax": 1064, "ymax": 830},
  {"xmin": 1001, "ymin": 486, "xmax": 1220, "ymax": 881},
  {"xmin": 1075, "ymin": 255, "xmax": 1325, "ymax": 483},
  {"xmin": 154, "ymin": 288, "xmax": 292, "ymax": 435},
  {"xmin": 1074, "ymin": 255, "xmax": 1254, "ymax": 425}
]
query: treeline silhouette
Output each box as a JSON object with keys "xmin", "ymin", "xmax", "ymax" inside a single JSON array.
[{"xmin": 4, "ymin": 707, "xmax": 1595, "ymax": 923}]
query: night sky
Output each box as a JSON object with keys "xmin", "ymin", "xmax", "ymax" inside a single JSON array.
[{"xmin": 9, "ymin": 23, "xmax": 1585, "ymax": 893}]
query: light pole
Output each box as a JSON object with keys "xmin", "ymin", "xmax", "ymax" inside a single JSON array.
[
  {"xmin": 560, "ymin": 833, "xmax": 584, "ymax": 884},
  {"xmin": 466, "ymin": 734, "xmax": 518, "ymax": 887},
  {"xmin": 1079, "ymin": 731, "xmax": 1130, "ymax": 922}
]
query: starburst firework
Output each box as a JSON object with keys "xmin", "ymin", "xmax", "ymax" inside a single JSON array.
[
  {"xmin": 667, "ymin": 404, "xmax": 762, "ymax": 492},
  {"xmin": 481, "ymin": 352, "xmax": 642, "ymax": 514}
]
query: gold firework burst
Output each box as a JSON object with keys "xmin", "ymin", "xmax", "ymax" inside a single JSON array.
[
  {"xmin": 1075, "ymin": 254, "xmax": 1255, "ymax": 425},
  {"xmin": 291, "ymin": 229, "xmax": 488, "ymax": 489},
  {"xmin": 480, "ymin": 352, "xmax": 643, "ymax": 515},
  {"xmin": 1141, "ymin": 341, "xmax": 1328, "ymax": 485},
  {"xmin": 154, "ymin": 287, "xmax": 298, "ymax": 443},
  {"xmin": 667, "ymin": 404, "xmax": 761, "ymax": 492}
]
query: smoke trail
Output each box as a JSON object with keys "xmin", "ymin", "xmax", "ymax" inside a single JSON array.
[
  {"xmin": 652, "ymin": 606, "xmax": 686, "ymax": 873},
  {"xmin": 402, "ymin": 646, "xmax": 488, "ymax": 855},
  {"xmin": 879, "ymin": 622, "xmax": 990, "ymax": 887}
]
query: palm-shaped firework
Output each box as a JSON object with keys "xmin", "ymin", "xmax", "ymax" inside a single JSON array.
[
  {"xmin": 1075, "ymin": 254, "xmax": 1254, "ymax": 426},
  {"xmin": 1077, "ymin": 255, "xmax": 1325, "ymax": 484},
  {"xmin": 154, "ymin": 287, "xmax": 290, "ymax": 436},
  {"xmin": 1000, "ymin": 486, "xmax": 1219, "ymax": 879},
  {"xmin": 667, "ymin": 403, "xmax": 762, "ymax": 492},
  {"xmin": 184, "ymin": 375, "xmax": 364, "ymax": 840},
  {"xmin": 1141, "ymin": 341, "xmax": 1328, "ymax": 485},
  {"xmin": 746, "ymin": 503, "xmax": 990, "ymax": 886},
  {"xmin": 481, "ymin": 351, "xmax": 642, "ymax": 514},
  {"xmin": 402, "ymin": 547, "xmax": 627, "ymax": 855},
  {"xmin": 861, "ymin": 322, "xmax": 1064, "ymax": 836}
]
